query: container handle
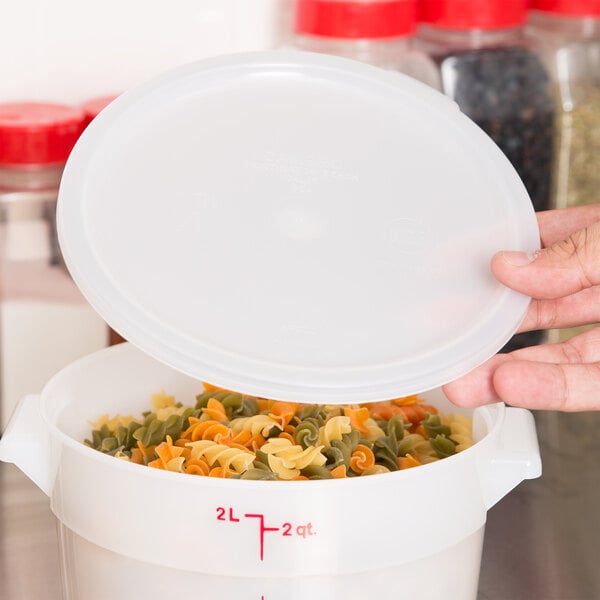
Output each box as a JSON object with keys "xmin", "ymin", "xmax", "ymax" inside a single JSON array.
[
  {"xmin": 0, "ymin": 394, "xmax": 53, "ymax": 496},
  {"xmin": 480, "ymin": 406, "xmax": 542, "ymax": 510}
]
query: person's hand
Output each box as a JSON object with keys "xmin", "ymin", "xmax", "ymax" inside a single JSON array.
[{"xmin": 443, "ymin": 204, "xmax": 600, "ymax": 411}]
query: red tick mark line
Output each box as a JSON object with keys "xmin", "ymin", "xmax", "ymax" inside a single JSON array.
[{"xmin": 245, "ymin": 513, "xmax": 279, "ymax": 561}]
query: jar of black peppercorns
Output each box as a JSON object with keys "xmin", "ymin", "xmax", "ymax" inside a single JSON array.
[{"xmin": 416, "ymin": 0, "xmax": 555, "ymax": 352}]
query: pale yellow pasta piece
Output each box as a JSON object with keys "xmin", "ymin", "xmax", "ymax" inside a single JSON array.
[
  {"xmin": 229, "ymin": 414, "xmax": 282, "ymax": 437},
  {"xmin": 261, "ymin": 438, "xmax": 326, "ymax": 480},
  {"xmin": 448, "ymin": 414, "xmax": 474, "ymax": 452},
  {"xmin": 186, "ymin": 440, "xmax": 255, "ymax": 473},
  {"xmin": 90, "ymin": 413, "xmax": 142, "ymax": 431},
  {"xmin": 155, "ymin": 405, "xmax": 187, "ymax": 421},
  {"xmin": 151, "ymin": 390, "xmax": 176, "ymax": 410},
  {"xmin": 165, "ymin": 457, "xmax": 186, "ymax": 473},
  {"xmin": 363, "ymin": 417, "xmax": 385, "ymax": 442},
  {"xmin": 318, "ymin": 416, "xmax": 352, "ymax": 449},
  {"xmin": 362, "ymin": 464, "xmax": 390, "ymax": 476}
]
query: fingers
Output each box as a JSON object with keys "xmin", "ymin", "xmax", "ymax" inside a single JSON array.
[
  {"xmin": 537, "ymin": 204, "xmax": 600, "ymax": 247},
  {"xmin": 443, "ymin": 328, "xmax": 600, "ymax": 411},
  {"xmin": 492, "ymin": 221, "xmax": 600, "ymax": 299},
  {"xmin": 492, "ymin": 361, "xmax": 600, "ymax": 411},
  {"xmin": 442, "ymin": 354, "xmax": 511, "ymax": 407},
  {"xmin": 516, "ymin": 287, "xmax": 600, "ymax": 332}
]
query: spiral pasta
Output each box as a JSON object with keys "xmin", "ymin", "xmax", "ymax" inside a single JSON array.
[
  {"xmin": 186, "ymin": 440, "xmax": 255, "ymax": 474},
  {"xmin": 85, "ymin": 385, "xmax": 474, "ymax": 481},
  {"xmin": 317, "ymin": 416, "xmax": 352, "ymax": 449},
  {"xmin": 230, "ymin": 415, "xmax": 282, "ymax": 437}
]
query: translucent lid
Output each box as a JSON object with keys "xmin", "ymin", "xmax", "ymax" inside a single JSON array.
[{"xmin": 57, "ymin": 51, "xmax": 539, "ymax": 404}]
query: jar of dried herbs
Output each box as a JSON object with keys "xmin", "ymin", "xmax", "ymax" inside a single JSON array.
[
  {"xmin": 527, "ymin": 1, "xmax": 600, "ymax": 344},
  {"xmin": 416, "ymin": 0, "xmax": 555, "ymax": 351},
  {"xmin": 528, "ymin": 1, "xmax": 600, "ymax": 209}
]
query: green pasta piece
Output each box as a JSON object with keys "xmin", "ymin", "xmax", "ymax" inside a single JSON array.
[
  {"xmin": 397, "ymin": 433, "xmax": 426, "ymax": 457},
  {"xmin": 221, "ymin": 392, "xmax": 243, "ymax": 411},
  {"xmin": 195, "ymin": 390, "xmax": 231, "ymax": 409},
  {"xmin": 301, "ymin": 465, "xmax": 333, "ymax": 480},
  {"xmin": 132, "ymin": 417, "xmax": 167, "ymax": 447},
  {"xmin": 231, "ymin": 396, "xmax": 259, "ymax": 418},
  {"xmin": 296, "ymin": 404, "xmax": 327, "ymax": 425},
  {"xmin": 387, "ymin": 415, "xmax": 406, "ymax": 441},
  {"xmin": 294, "ymin": 418, "xmax": 320, "ymax": 449},
  {"xmin": 100, "ymin": 437, "xmax": 119, "ymax": 453},
  {"xmin": 254, "ymin": 449, "xmax": 270, "ymax": 468},
  {"xmin": 240, "ymin": 468, "xmax": 278, "ymax": 481},
  {"xmin": 430, "ymin": 435, "xmax": 457, "ymax": 459},
  {"xmin": 341, "ymin": 430, "xmax": 362, "ymax": 452},
  {"xmin": 375, "ymin": 418, "xmax": 389, "ymax": 434},
  {"xmin": 421, "ymin": 413, "xmax": 451, "ymax": 438},
  {"xmin": 265, "ymin": 425, "xmax": 283, "ymax": 439},
  {"xmin": 373, "ymin": 436, "xmax": 399, "ymax": 471},
  {"xmin": 143, "ymin": 412, "xmax": 158, "ymax": 427},
  {"xmin": 324, "ymin": 445, "xmax": 347, "ymax": 470}
]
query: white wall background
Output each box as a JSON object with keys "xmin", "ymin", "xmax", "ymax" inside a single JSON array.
[
  {"xmin": 0, "ymin": 0, "xmax": 290, "ymax": 104},
  {"xmin": 0, "ymin": 0, "xmax": 292, "ymax": 428}
]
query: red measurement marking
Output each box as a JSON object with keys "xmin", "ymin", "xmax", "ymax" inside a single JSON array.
[
  {"xmin": 245, "ymin": 513, "xmax": 280, "ymax": 561},
  {"xmin": 229, "ymin": 507, "xmax": 240, "ymax": 522}
]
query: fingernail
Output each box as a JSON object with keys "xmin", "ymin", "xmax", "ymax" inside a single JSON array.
[{"xmin": 501, "ymin": 250, "xmax": 538, "ymax": 267}]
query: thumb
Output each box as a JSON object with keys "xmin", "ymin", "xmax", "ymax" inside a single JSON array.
[{"xmin": 492, "ymin": 223, "xmax": 600, "ymax": 300}]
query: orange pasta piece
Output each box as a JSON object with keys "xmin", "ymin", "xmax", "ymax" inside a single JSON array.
[
  {"xmin": 368, "ymin": 404, "xmax": 409, "ymax": 422},
  {"xmin": 398, "ymin": 454, "xmax": 422, "ymax": 470},
  {"xmin": 202, "ymin": 398, "xmax": 228, "ymax": 422},
  {"xmin": 136, "ymin": 440, "xmax": 157, "ymax": 460},
  {"xmin": 219, "ymin": 429, "xmax": 252, "ymax": 446},
  {"xmin": 257, "ymin": 398, "xmax": 275, "ymax": 412},
  {"xmin": 249, "ymin": 433, "xmax": 267, "ymax": 452},
  {"xmin": 130, "ymin": 448, "xmax": 144, "ymax": 465},
  {"xmin": 399, "ymin": 404, "xmax": 438, "ymax": 425},
  {"xmin": 344, "ymin": 406, "xmax": 370, "ymax": 434},
  {"xmin": 209, "ymin": 466, "xmax": 232, "ymax": 478},
  {"xmin": 391, "ymin": 395, "xmax": 420, "ymax": 406},
  {"xmin": 331, "ymin": 464, "xmax": 347, "ymax": 479},
  {"xmin": 350, "ymin": 444, "xmax": 375, "ymax": 473},
  {"xmin": 414, "ymin": 424, "xmax": 427, "ymax": 438},
  {"xmin": 201, "ymin": 382, "xmax": 224, "ymax": 393},
  {"xmin": 152, "ymin": 435, "xmax": 185, "ymax": 469},
  {"xmin": 185, "ymin": 458, "xmax": 210, "ymax": 476},
  {"xmin": 269, "ymin": 401, "xmax": 300, "ymax": 417},
  {"xmin": 183, "ymin": 418, "xmax": 230, "ymax": 442},
  {"xmin": 278, "ymin": 431, "xmax": 297, "ymax": 445}
]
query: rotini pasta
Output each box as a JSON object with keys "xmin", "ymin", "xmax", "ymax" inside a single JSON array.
[{"xmin": 84, "ymin": 384, "xmax": 474, "ymax": 481}]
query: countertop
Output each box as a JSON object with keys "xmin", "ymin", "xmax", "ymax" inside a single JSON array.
[{"xmin": 1, "ymin": 409, "xmax": 599, "ymax": 600}]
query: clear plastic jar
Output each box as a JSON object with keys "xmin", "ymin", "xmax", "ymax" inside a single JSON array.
[
  {"xmin": 291, "ymin": 0, "xmax": 441, "ymax": 88},
  {"xmin": 528, "ymin": 1, "xmax": 600, "ymax": 209},
  {"xmin": 0, "ymin": 103, "xmax": 108, "ymax": 428},
  {"xmin": 416, "ymin": 0, "xmax": 555, "ymax": 351},
  {"xmin": 527, "ymin": 2, "xmax": 600, "ymax": 343}
]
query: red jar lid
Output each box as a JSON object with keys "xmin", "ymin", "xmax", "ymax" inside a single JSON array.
[
  {"xmin": 82, "ymin": 95, "xmax": 119, "ymax": 127},
  {"xmin": 0, "ymin": 102, "xmax": 86, "ymax": 165},
  {"xmin": 294, "ymin": 0, "xmax": 417, "ymax": 39},
  {"xmin": 419, "ymin": 0, "xmax": 528, "ymax": 29},
  {"xmin": 531, "ymin": 0, "xmax": 600, "ymax": 17}
]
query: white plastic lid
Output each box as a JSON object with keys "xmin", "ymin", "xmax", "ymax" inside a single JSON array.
[{"xmin": 57, "ymin": 51, "xmax": 539, "ymax": 404}]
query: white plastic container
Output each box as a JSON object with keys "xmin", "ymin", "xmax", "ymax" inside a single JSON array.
[
  {"xmin": 1, "ymin": 344, "xmax": 540, "ymax": 600},
  {"xmin": 0, "ymin": 52, "xmax": 542, "ymax": 598}
]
